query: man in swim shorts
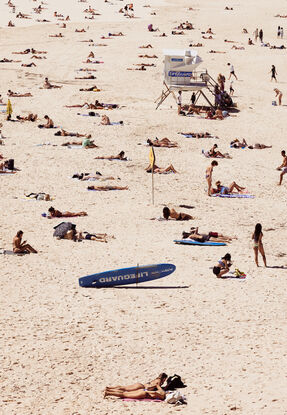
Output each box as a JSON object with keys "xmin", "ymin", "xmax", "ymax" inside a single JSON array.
[{"xmin": 277, "ymin": 150, "xmax": 287, "ymax": 185}]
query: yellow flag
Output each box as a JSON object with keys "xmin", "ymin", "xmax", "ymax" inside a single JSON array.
[
  {"xmin": 149, "ymin": 146, "xmax": 155, "ymax": 168},
  {"xmin": 7, "ymin": 99, "xmax": 12, "ymax": 116}
]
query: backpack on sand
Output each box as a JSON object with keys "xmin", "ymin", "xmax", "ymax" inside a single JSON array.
[{"xmin": 164, "ymin": 374, "xmax": 186, "ymax": 391}]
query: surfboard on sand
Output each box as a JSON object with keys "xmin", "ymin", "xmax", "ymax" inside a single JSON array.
[
  {"xmin": 79, "ymin": 263, "xmax": 176, "ymax": 288},
  {"xmin": 174, "ymin": 239, "xmax": 226, "ymax": 246}
]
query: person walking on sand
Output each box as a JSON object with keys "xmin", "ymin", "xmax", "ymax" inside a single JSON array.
[
  {"xmin": 13, "ymin": 230, "xmax": 37, "ymax": 253},
  {"xmin": 252, "ymin": 223, "xmax": 267, "ymax": 267},
  {"xmin": 277, "ymin": 26, "xmax": 281, "ymax": 38},
  {"xmin": 259, "ymin": 28, "xmax": 263, "ymax": 42},
  {"xmin": 280, "ymin": 27, "xmax": 284, "ymax": 39},
  {"xmin": 274, "ymin": 88, "xmax": 282, "ymax": 105},
  {"xmin": 277, "ymin": 150, "xmax": 287, "ymax": 185},
  {"xmin": 177, "ymin": 90, "xmax": 182, "ymax": 115},
  {"xmin": 270, "ymin": 65, "xmax": 277, "ymax": 82},
  {"xmin": 206, "ymin": 160, "xmax": 218, "ymax": 196},
  {"xmin": 227, "ymin": 63, "xmax": 238, "ymax": 80}
]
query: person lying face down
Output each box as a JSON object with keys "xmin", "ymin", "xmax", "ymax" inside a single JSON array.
[
  {"xmin": 163, "ymin": 207, "xmax": 193, "ymax": 221},
  {"xmin": 48, "ymin": 206, "xmax": 87, "ymax": 218}
]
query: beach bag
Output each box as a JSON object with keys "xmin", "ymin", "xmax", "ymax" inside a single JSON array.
[
  {"xmin": 165, "ymin": 374, "xmax": 186, "ymax": 390},
  {"xmin": 165, "ymin": 390, "xmax": 187, "ymax": 405},
  {"xmin": 53, "ymin": 222, "xmax": 74, "ymax": 238}
]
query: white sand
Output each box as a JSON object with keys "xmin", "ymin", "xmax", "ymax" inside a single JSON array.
[{"xmin": 1, "ymin": 0, "xmax": 287, "ymax": 414}]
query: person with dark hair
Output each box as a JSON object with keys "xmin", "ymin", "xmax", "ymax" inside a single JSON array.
[
  {"xmin": 104, "ymin": 373, "xmax": 167, "ymax": 400},
  {"xmin": 270, "ymin": 65, "xmax": 277, "ymax": 82},
  {"xmin": 213, "ymin": 180, "xmax": 245, "ymax": 195},
  {"xmin": 13, "ymin": 231, "xmax": 37, "ymax": 253},
  {"xmin": 252, "ymin": 223, "xmax": 267, "ymax": 267},
  {"xmin": 206, "ymin": 160, "xmax": 218, "ymax": 196},
  {"xmin": 147, "ymin": 138, "xmax": 178, "ymax": 148},
  {"xmin": 208, "ymin": 144, "xmax": 226, "ymax": 158},
  {"xmin": 163, "ymin": 207, "xmax": 193, "ymax": 221},
  {"xmin": 227, "ymin": 63, "xmax": 238, "ymax": 80},
  {"xmin": 38, "ymin": 115, "xmax": 54, "ymax": 128},
  {"xmin": 259, "ymin": 28, "xmax": 263, "ymax": 42},
  {"xmin": 277, "ymin": 150, "xmax": 287, "ymax": 185},
  {"xmin": 213, "ymin": 253, "xmax": 231, "ymax": 277},
  {"xmin": 95, "ymin": 151, "xmax": 127, "ymax": 160},
  {"xmin": 48, "ymin": 207, "xmax": 87, "ymax": 218}
]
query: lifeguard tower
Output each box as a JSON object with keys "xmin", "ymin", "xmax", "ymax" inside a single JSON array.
[{"xmin": 155, "ymin": 49, "xmax": 219, "ymax": 109}]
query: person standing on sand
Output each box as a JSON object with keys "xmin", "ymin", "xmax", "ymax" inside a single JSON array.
[
  {"xmin": 280, "ymin": 27, "xmax": 284, "ymax": 39},
  {"xmin": 277, "ymin": 150, "xmax": 287, "ymax": 185},
  {"xmin": 227, "ymin": 63, "xmax": 238, "ymax": 80},
  {"xmin": 229, "ymin": 81, "xmax": 234, "ymax": 96},
  {"xmin": 253, "ymin": 28, "xmax": 258, "ymax": 42},
  {"xmin": 177, "ymin": 90, "xmax": 182, "ymax": 115},
  {"xmin": 277, "ymin": 26, "xmax": 281, "ymax": 38},
  {"xmin": 206, "ymin": 160, "xmax": 218, "ymax": 196},
  {"xmin": 274, "ymin": 88, "xmax": 282, "ymax": 105},
  {"xmin": 259, "ymin": 28, "xmax": 263, "ymax": 42},
  {"xmin": 270, "ymin": 65, "xmax": 277, "ymax": 82},
  {"xmin": 252, "ymin": 223, "xmax": 267, "ymax": 267}
]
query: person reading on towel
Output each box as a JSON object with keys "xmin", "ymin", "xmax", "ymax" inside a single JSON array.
[
  {"xmin": 13, "ymin": 230, "xmax": 37, "ymax": 253},
  {"xmin": 48, "ymin": 207, "xmax": 87, "ymax": 218},
  {"xmin": 163, "ymin": 207, "xmax": 193, "ymax": 221},
  {"xmin": 38, "ymin": 115, "xmax": 54, "ymax": 128},
  {"xmin": 104, "ymin": 373, "xmax": 167, "ymax": 400}
]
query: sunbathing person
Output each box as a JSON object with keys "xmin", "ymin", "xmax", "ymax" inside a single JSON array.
[
  {"xmin": 13, "ymin": 230, "xmax": 37, "ymax": 254},
  {"xmin": 207, "ymin": 144, "xmax": 226, "ymax": 158},
  {"xmin": 62, "ymin": 138, "xmax": 97, "ymax": 148},
  {"xmin": 12, "ymin": 49, "xmax": 31, "ymax": 54},
  {"xmin": 88, "ymin": 185, "xmax": 128, "ymax": 191},
  {"xmin": 16, "ymin": 113, "xmax": 38, "ymax": 122},
  {"xmin": 49, "ymin": 33, "xmax": 64, "ymax": 37},
  {"xmin": 183, "ymin": 227, "xmax": 234, "ymax": 243},
  {"xmin": 38, "ymin": 115, "xmax": 54, "ymax": 128},
  {"xmin": 138, "ymin": 54, "xmax": 158, "ymax": 58},
  {"xmin": 145, "ymin": 164, "xmax": 177, "ymax": 173},
  {"xmin": 54, "ymin": 129, "xmax": 91, "ymax": 137},
  {"xmin": 147, "ymin": 138, "xmax": 178, "ymax": 147},
  {"xmin": 127, "ymin": 65, "xmax": 146, "ymax": 71},
  {"xmin": 21, "ymin": 63, "xmax": 37, "ymax": 67},
  {"xmin": 7, "ymin": 90, "xmax": 32, "ymax": 97},
  {"xmin": 79, "ymin": 85, "xmax": 100, "ymax": 91},
  {"xmin": 212, "ymin": 180, "xmax": 245, "ymax": 195},
  {"xmin": 231, "ymin": 45, "xmax": 245, "ymax": 50},
  {"xmin": 100, "ymin": 115, "xmax": 111, "ymax": 125},
  {"xmin": 163, "ymin": 207, "xmax": 193, "ymax": 220},
  {"xmin": 43, "ymin": 77, "xmax": 62, "ymax": 89},
  {"xmin": 230, "ymin": 138, "xmax": 247, "ymax": 148},
  {"xmin": 139, "ymin": 44, "xmax": 153, "ymax": 48},
  {"xmin": 105, "ymin": 373, "xmax": 167, "ymax": 400},
  {"xmin": 180, "ymin": 131, "xmax": 214, "ymax": 138},
  {"xmin": 75, "ymin": 28, "xmax": 86, "ymax": 32},
  {"xmin": 31, "ymin": 55, "xmax": 46, "ymax": 59},
  {"xmin": 48, "ymin": 207, "xmax": 87, "ymax": 218},
  {"xmin": 75, "ymin": 75, "xmax": 96, "ymax": 79},
  {"xmin": 187, "ymin": 104, "xmax": 205, "ymax": 115},
  {"xmin": 0, "ymin": 58, "xmax": 20, "ymax": 63},
  {"xmin": 95, "ymin": 151, "xmax": 127, "ymax": 160},
  {"xmin": 77, "ymin": 232, "xmax": 108, "ymax": 242}
]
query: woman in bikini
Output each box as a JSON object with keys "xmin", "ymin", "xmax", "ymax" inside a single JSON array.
[
  {"xmin": 163, "ymin": 207, "xmax": 193, "ymax": 220},
  {"xmin": 213, "ymin": 253, "xmax": 232, "ymax": 277},
  {"xmin": 252, "ymin": 223, "xmax": 267, "ymax": 267},
  {"xmin": 104, "ymin": 373, "xmax": 167, "ymax": 400}
]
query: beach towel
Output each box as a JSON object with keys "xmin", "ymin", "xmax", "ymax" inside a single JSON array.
[
  {"xmin": 0, "ymin": 249, "xmax": 28, "ymax": 256},
  {"xmin": 121, "ymin": 398, "xmax": 162, "ymax": 402},
  {"xmin": 212, "ymin": 194, "xmax": 254, "ymax": 198},
  {"xmin": 180, "ymin": 133, "xmax": 218, "ymax": 139},
  {"xmin": 77, "ymin": 112, "xmax": 100, "ymax": 117},
  {"xmin": 110, "ymin": 121, "xmax": 123, "ymax": 125}
]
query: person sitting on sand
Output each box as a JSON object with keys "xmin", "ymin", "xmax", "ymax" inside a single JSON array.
[
  {"xmin": 16, "ymin": 113, "xmax": 37, "ymax": 122},
  {"xmin": 183, "ymin": 227, "xmax": 234, "ymax": 243},
  {"xmin": 47, "ymin": 206, "xmax": 87, "ymax": 218},
  {"xmin": 212, "ymin": 180, "xmax": 245, "ymax": 195},
  {"xmin": 8, "ymin": 21, "xmax": 15, "ymax": 27},
  {"xmin": 87, "ymin": 185, "xmax": 128, "ymax": 191},
  {"xmin": 95, "ymin": 151, "xmax": 127, "ymax": 160},
  {"xmin": 105, "ymin": 373, "xmax": 167, "ymax": 400},
  {"xmin": 38, "ymin": 115, "xmax": 54, "ymax": 129},
  {"xmin": 43, "ymin": 77, "xmax": 62, "ymax": 89},
  {"xmin": 100, "ymin": 115, "xmax": 111, "ymax": 125},
  {"xmin": 207, "ymin": 144, "xmax": 226, "ymax": 158},
  {"xmin": 7, "ymin": 90, "xmax": 32, "ymax": 97},
  {"xmin": 163, "ymin": 206, "xmax": 193, "ymax": 221},
  {"xmin": 54, "ymin": 129, "xmax": 91, "ymax": 138},
  {"xmin": 13, "ymin": 230, "xmax": 37, "ymax": 254},
  {"xmin": 147, "ymin": 138, "xmax": 178, "ymax": 148},
  {"xmin": 213, "ymin": 253, "xmax": 232, "ymax": 277},
  {"xmin": 145, "ymin": 163, "xmax": 177, "ymax": 174}
]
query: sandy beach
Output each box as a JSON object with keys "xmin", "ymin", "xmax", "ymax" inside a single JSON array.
[{"xmin": 1, "ymin": 0, "xmax": 287, "ymax": 414}]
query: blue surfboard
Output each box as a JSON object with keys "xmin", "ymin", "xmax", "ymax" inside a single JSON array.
[
  {"xmin": 79, "ymin": 263, "xmax": 176, "ymax": 288},
  {"xmin": 174, "ymin": 239, "xmax": 226, "ymax": 246}
]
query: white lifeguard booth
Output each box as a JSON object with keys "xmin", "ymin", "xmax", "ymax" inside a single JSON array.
[{"xmin": 156, "ymin": 49, "xmax": 216, "ymax": 109}]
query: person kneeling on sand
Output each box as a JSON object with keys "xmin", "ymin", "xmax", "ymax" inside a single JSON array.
[
  {"xmin": 13, "ymin": 230, "xmax": 37, "ymax": 253},
  {"xmin": 163, "ymin": 207, "xmax": 193, "ymax": 221},
  {"xmin": 104, "ymin": 373, "xmax": 167, "ymax": 400},
  {"xmin": 213, "ymin": 253, "xmax": 232, "ymax": 277},
  {"xmin": 47, "ymin": 207, "xmax": 87, "ymax": 218}
]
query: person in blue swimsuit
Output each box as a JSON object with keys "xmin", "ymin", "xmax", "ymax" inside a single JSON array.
[{"xmin": 212, "ymin": 180, "xmax": 245, "ymax": 195}]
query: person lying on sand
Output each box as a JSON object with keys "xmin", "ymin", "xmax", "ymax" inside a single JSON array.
[
  {"xmin": 79, "ymin": 85, "xmax": 100, "ymax": 92},
  {"xmin": 95, "ymin": 151, "xmax": 127, "ymax": 160},
  {"xmin": 105, "ymin": 373, "xmax": 167, "ymax": 400},
  {"xmin": 183, "ymin": 227, "xmax": 234, "ymax": 243},
  {"xmin": 87, "ymin": 185, "xmax": 128, "ymax": 191},
  {"xmin": 127, "ymin": 65, "xmax": 146, "ymax": 71},
  {"xmin": 21, "ymin": 63, "xmax": 37, "ymax": 67},
  {"xmin": 38, "ymin": 115, "xmax": 54, "ymax": 129},
  {"xmin": 31, "ymin": 55, "xmax": 46, "ymax": 59},
  {"xmin": 189, "ymin": 43, "xmax": 203, "ymax": 47},
  {"xmin": 75, "ymin": 75, "xmax": 96, "ymax": 79},
  {"xmin": 187, "ymin": 104, "xmax": 206, "ymax": 115},
  {"xmin": 172, "ymin": 30, "xmax": 184, "ymax": 35},
  {"xmin": 80, "ymin": 173, "xmax": 116, "ymax": 181},
  {"xmin": 16, "ymin": 113, "xmax": 37, "ymax": 122},
  {"xmin": 13, "ymin": 230, "xmax": 37, "ymax": 254},
  {"xmin": 25, "ymin": 192, "xmax": 51, "ymax": 201},
  {"xmin": 180, "ymin": 131, "xmax": 215, "ymax": 138},
  {"xmin": 163, "ymin": 207, "xmax": 193, "ymax": 220},
  {"xmin": 75, "ymin": 28, "xmax": 86, "ymax": 32},
  {"xmin": 145, "ymin": 164, "xmax": 177, "ymax": 174},
  {"xmin": 62, "ymin": 138, "xmax": 97, "ymax": 148},
  {"xmin": 212, "ymin": 180, "xmax": 245, "ymax": 195},
  {"xmin": 139, "ymin": 44, "xmax": 153, "ymax": 48},
  {"xmin": 54, "ymin": 129, "xmax": 91, "ymax": 137},
  {"xmin": 16, "ymin": 12, "xmax": 31, "ymax": 19},
  {"xmin": 209, "ymin": 50, "xmax": 226, "ymax": 54},
  {"xmin": 213, "ymin": 253, "xmax": 232, "ymax": 277},
  {"xmin": 49, "ymin": 33, "xmax": 64, "ymax": 37},
  {"xmin": 77, "ymin": 232, "xmax": 109, "ymax": 242},
  {"xmin": 138, "ymin": 54, "xmax": 158, "ymax": 58},
  {"xmin": 0, "ymin": 58, "xmax": 20, "ymax": 63},
  {"xmin": 7, "ymin": 90, "xmax": 32, "ymax": 97},
  {"xmin": 202, "ymin": 35, "xmax": 213, "ymax": 39},
  {"xmin": 230, "ymin": 139, "xmax": 272, "ymax": 149},
  {"xmin": 0, "ymin": 160, "xmax": 17, "ymax": 173},
  {"xmin": 231, "ymin": 45, "xmax": 245, "ymax": 50},
  {"xmin": 147, "ymin": 138, "xmax": 178, "ymax": 147},
  {"xmin": 47, "ymin": 207, "xmax": 87, "ymax": 218},
  {"xmin": 43, "ymin": 77, "xmax": 62, "ymax": 89}
]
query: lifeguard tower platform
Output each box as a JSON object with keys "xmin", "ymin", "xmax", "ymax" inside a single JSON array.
[{"xmin": 155, "ymin": 49, "xmax": 219, "ymax": 109}]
